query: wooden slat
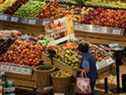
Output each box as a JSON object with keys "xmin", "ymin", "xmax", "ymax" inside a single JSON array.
[
  {"xmin": 0, "ymin": 21, "xmax": 45, "ymax": 36},
  {"xmin": 8, "ymin": 77, "xmax": 36, "ymax": 89}
]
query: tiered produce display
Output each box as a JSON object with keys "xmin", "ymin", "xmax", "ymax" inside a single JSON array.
[
  {"xmin": 0, "ymin": 29, "xmax": 115, "ymax": 94},
  {"xmin": 0, "ymin": 0, "xmax": 125, "ymax": 28}
]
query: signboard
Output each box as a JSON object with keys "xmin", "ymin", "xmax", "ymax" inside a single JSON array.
[
  {"xmin": 0, "ymin": 63, "xmax": 32, "ymax": 75},
  {"xmin": 44, "ymin": 15, "xmax": 74, "ymax": 45}
]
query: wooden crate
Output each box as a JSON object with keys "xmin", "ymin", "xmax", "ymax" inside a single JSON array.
[{"xmin": 6, "ymin": 71, "xmax": 36, "ymax": 90}]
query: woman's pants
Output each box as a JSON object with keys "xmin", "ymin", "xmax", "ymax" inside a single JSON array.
[{"xmin": 90, "ymin": 78, "xmax": 96, "ymax": 95}]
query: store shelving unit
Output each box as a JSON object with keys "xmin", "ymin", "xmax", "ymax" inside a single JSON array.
[{"xmin": 0, "ymin": 0, "xmax": 125, "ymax": 91}]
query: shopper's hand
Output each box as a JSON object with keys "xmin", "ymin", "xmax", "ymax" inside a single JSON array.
[{"xmin": 80, "ymin": 69, "xmax": 86, "ymax": 73}]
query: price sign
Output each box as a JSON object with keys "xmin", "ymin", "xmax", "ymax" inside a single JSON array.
[
  {"xmin": 112, "ymin": 29, "xmax": 122, "ymax": 35},
  {"xmin": 28, "ymin": 19, "xmax": 36, "ymax": 25},
  {"xmin": 20, "ymin": 18, "xmax": 29, "ymax": 24},
  {"xmin": 75, "ymin": 23, "xmax": 93, "ymax": 32},
  {"xmin": 11, "ymin": 16, "xmax": 19, "ymax": 22},
  {"xmin": 0, "ymin": 64, "xmax": 10, "ymax": 72},
  {"xmin": 0, "ymin": 63, "xmax": 32, "ymax": 75},
  {"xmin": 0, "ymin": 15, "xmax": 8, "ymax": 21},
  {"xmin": 44, "ymin": 15, "xmax": 74, "ymax": 44}
]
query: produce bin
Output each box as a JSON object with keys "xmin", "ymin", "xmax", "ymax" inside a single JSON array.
[
  {"xmin": 51, "ymin": 74, "xmax": 72, "ymax": 93},
  {"xmin": 34, "ymin": 64, "xmax": 55, "ymax": 89}
]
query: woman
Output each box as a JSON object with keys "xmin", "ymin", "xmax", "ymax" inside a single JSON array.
[{"xmin": 77, "ymin": 43, "xmax": 98, "ymax": 95}]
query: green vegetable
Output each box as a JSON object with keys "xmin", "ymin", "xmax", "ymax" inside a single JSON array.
[{"xmin": 14, "ymin": 1, "xmax": 45, "ymax": 18}]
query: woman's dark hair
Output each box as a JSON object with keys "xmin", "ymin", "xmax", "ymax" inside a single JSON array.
[{"xmin": 78, "ymin": 43, "xmax": 89, "ymax": 53}]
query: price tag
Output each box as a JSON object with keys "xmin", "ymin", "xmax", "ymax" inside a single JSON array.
[
  {"xmin": 42, "ymin": 19, "xmax": 52, "ymax": 25},
  {"xmin": 28, "ymin": 19, "xmax": 36, "ymax": 25},
  {"xmin": 112, "ymin": 29, "xmax": 121, "ymax": 35},
  {"xmin": 11, "ymin": 16, "xmax": 19, "ymax": 22},
  {"xmin": 0, "ymin": 64, "xmax": 10, "ymax": 72},
  {"xmin": 9, "ymin": 66, "xmax": 17, "ymax": 72},
  {"xmin": 20, "ymin": 18, "xmax": 29, "ymax": 24},
  {"xmin": 92, "ymin": 26, "xmax": 102, "ymax": 33},
  {"xmin": 0, "ymin": 15, "xmax": 8, "ymax": 21},
  {"xmin": 0, "ymin": 63, "xmax": 32, "ymax": 75}
]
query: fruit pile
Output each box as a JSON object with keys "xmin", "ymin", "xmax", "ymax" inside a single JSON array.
[
  {"xmin": 56, "ymin": 48, "xmax": 80, "ymax": 69},
  {"xmin": 69, "ymin": 0, "xmax": 87, "ymax": 4},
  {"xmin": 14, "ymin": 0, "xmax": 45, "ymax": 18},
  {"xmin": 69, "ymin": 6, "xmax": 94, "ymax": 22},
  {"xmin": 0, "ymin": 40, "xmax": 43, "ymax": 66},
  {"xmin": 81, "ymin": 8, "xmax": 126, "ymax": 28},
  {"xmin": 63, "ymin": 42, "xmax": 78, "ymax": 49},
  {"xmin": 85, "ymin": 0, "xmax": 126, "ymax": 9},
  {"xmin": 37, "ymin": 2, "xmax": 70, "ymax": 19},
  {"xmin": 90, "ymin": 45, "xmax": 110, "ymax": 62},
  {"xmin": 69, "ymin": 0, "xmax": 126, "ymax": 9},
  {"xmin": 52, "ymin": 70, "xmax": 72, "ymax": 78},
  {"xmin": 0, "ymin": 0, "xmax": 17, "ymax": 12},
  {"xmin": 4, "ymin": 0, "xmax": 28, "ymax": 15}
]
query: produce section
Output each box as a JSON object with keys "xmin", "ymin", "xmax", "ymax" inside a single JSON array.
[
  {"xmin": 0, "ymin": 0, "xmax": 125, "ymax": 94},
  {"xmin": 0, "ymin": 0, "xmax": 125, "ymax": 28}
]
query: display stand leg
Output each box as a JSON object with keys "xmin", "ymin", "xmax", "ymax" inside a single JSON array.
[
  {"xmin": 104, "ymin": 77, "xmax": 109, "ymax": 94},
  {"xmin": 114, "ymin": 50, "xmax": 123, "ymax": 93}
]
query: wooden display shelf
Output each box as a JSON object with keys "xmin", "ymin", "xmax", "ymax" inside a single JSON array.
[
  {"xmin": 0, "ymin": 21, "xmax": 45, "ymax": 36},
  {"xmin": 6, "ymin": 71, "xmax": 36, "ymax": 90},
  {"xmin": 75, "ymin": 31, "xmax": 126, "ymax": 46}
]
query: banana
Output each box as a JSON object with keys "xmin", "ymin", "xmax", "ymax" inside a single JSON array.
[{"xmin": 0, "ymin": 0, "xmax": 17, "ymax": 12}]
